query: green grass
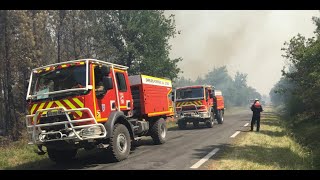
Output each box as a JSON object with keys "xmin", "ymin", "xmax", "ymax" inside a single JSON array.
[
  {"xmin": 207, "ymin": 106, "xmax": 313, "ymax": 170},
  {"xmin": 0, "ymin": 138, "xmax": 51, "ymax": 169},
  {"xmin": 283, "ymin": 114, "xmax": 320, "ymax": 169}
]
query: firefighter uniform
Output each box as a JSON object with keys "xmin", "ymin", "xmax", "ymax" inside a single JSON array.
[{"xmin": 250, "ymin": 99, "xmax": 263, "ymax": 132}]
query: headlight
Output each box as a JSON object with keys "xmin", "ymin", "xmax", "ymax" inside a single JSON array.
[{"xmin": 81, "ymin": 126, "xmax": 102, "ymax": 137}]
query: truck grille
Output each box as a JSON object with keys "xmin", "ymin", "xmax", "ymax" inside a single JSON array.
[{"xmin": 39, "ymin": 115, "xmax": 70, "ymax": 131}]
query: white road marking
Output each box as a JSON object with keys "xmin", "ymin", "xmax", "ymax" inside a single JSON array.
[
  {"xmin": 244, "ymin": 123, "xmax": 249, "ymax": 127},
  {"xmin": 190, "ymin": 148, "xmax": 220, "ymax": 169},
  {"xmin": 230, "ymin": 131, "xmax": 240, "ymax": 138}
]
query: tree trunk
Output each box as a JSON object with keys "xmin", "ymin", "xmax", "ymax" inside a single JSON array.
[
  {"xmin": 72, "ymin": 13, "xmax": 78, "ymax": 59},
  {"xmin": 3, "ymin": 10, "xmax": 18, "ymax": 140},
  {"xmin": 57, "ymin": 10, "xmax": 65, "ymax": 63},
  {"xmin": 57, "ymin": 27, "xmax": 61, "ymax": 63},
  {"xmin": 3, "ymin": 10, "xmax": 11, "ymax": 137},
  {"xmin": 127, "ymin": 51, "xmax": 133, "ymax": 69},
  {"xmin": 0, "ymin": 11, "xmax": 4, "ymax": 133}
]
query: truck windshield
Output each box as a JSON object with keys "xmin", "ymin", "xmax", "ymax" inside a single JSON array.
[
  {"xmin": 30, "ymin": 65, "xmax": 87, "ymax": 100},
  {"xmin": 176, "ymin": 87, "xmax": 204, "ymax": 100}
]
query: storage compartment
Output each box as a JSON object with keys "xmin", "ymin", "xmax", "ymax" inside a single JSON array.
[{"xmin": 129, "ymin": 75, "xmax": 173, "ymax": 117}]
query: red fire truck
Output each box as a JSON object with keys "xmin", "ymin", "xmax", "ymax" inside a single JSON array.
[
  {"xmin": 25, "ymin": 59, "xmax": 174, "ymax": 163},
  {"xmin": 174, "ymin": 85, "xmax": 225, "ymax": 129}
]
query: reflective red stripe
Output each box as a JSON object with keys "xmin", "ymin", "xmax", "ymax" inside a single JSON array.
[
  {"xmin": 59, "ymin": 100, "xmax": 79, "ymax": 119},
  {"xmin": 39, "ymin": 102, "xmax": 49, "ymax": 115},
  {"xmin": 69, "ymin": 98, "xmax": 82, "ymax": 108}
]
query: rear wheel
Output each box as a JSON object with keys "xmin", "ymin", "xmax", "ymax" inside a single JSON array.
[
  {"xmin": 217, "ymin": 110, "xmax": 224, "ymax": 124},
  {"xmin": 47, "ymin": 148, "xmax": 77, "ymax": 164},
  {"xmin": 150, "ymin": 118, "xmax": 167, "ymax": 145},
  {"xmin": 178, "ymin": 121, "xmax": 187, "ymax": 130},
  {"xmin": 109, "ymin": 124, "xmax": 131, "ymax": 162}
]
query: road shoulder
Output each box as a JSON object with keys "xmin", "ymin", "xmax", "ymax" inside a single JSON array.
[{"xmin": 203, "ymin": 106, "xmax": 313, "ymax": 170}]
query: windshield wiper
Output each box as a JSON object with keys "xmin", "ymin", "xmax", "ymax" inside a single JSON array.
[
  {"xmin": 51, "ymin": 90, "xmax": 86, "ymax": 98},
  {"xmin": 176, "ymin": 97, "xmax": 204, "ymax": 101}
]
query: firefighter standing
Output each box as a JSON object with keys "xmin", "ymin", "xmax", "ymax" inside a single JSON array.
[{"xmin": 250, "ymin": 99, "xmax": 263, "ymax": 132}]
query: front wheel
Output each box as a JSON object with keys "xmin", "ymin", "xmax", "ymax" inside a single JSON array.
[
  {"xmin": 109, "ymin": 124, "xmax": 131, "ymax": 162},
  {"xmin": 206, "ymin": 112, "xmax": 214, "ymax": 128},
  {"xmin": 47, "ymin": 148, "xmax": 77, "ymax": 164},
  {"xmin": 150, "ymin": 118, "xmax": 167, "ymax": 145}
]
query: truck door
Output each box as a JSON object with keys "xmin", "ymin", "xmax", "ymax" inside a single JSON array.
[
  {"xmin": 205, "ymin": 88, "xmax": 214, "ymax": 110},
  {"xmin": 208, "ymin": 88, "xmax": 214, "ymax": 107},
  {"xmin": 93, "ymin": 65, "xmax": 116, "ymax": 122},
  {"xmin": 93, "ymin": 65, "xmax": 132, "ymax": 121},
  {"xmin": 113, "ymin": 70, "xmax": 132, "ymax": 115}
]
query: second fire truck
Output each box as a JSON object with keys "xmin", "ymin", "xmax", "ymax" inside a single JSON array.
[{"xmin": 174, "ymin": 85, "xmax": 225, "ymax": 129}]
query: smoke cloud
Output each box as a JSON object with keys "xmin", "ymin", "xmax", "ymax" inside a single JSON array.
[{"xmin": 166, "ymin": 10, "xmax": 318, "ymax": 95}]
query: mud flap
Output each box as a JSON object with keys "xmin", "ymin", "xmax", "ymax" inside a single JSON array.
[{"xmin": 35, "ymin": 145, "xmax": 46, "ymax": 155}]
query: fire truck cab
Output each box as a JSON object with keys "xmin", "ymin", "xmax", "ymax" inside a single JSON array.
[
  {"xmin": 174, "ymin": 85, "xmax": 225, "ymax": 129},
  {"xmin": 26, "ymin": 59, "xmax": 173, "ymax": 163}
]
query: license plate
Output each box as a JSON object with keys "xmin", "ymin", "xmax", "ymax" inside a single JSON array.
[{"xmin": 47, "ymin": 110, "xmax": 64, "ymax": 117}]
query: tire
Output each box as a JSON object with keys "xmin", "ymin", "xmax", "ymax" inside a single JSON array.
[
  {"xmin": 206, "ymin": 112, "xmax": 214, "ymax": 128},
  {"xmin": 193, "ymin": 121, "xmax": 199, "ymax": 128},
  {"xmin": 84, "ymin": 144, "xmax": 95, "ymax": 151},
  {"xmin": 47, "ymin": 148, "xmax": 77, "ymax": 164},
  {"xmin": 178, "ymin": 120, "xmax": 187, "ymax": 130},
  {"xmin": 217, "ymin": 110, "xmax": 224, "ymax": 124},
  {"xmin": 150, "ymin": 118, "xmax": 167, "ymax": 145},
  {"xmin": 109, "ymin": 124, "xmax": 131, "ymax": 162}
]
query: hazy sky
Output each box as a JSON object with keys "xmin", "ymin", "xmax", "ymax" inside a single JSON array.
[{"xmin": 165, "ymin": 10, "xmax": 319, "ymax": 95}]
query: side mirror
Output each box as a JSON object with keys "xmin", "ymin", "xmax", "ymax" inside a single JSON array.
[
  {"xmin": 25, "ymin": 79, "xmax": 30, "ymax": 92},
  {"xmin": 101, "ymin": 66, "xmax": 110, "ymax": 75},
  {"xmin": 103, "ymin": 76, "xmax": 113, "ymax": 90},
  {"xmin": 171, "ymin": 92, "xmax": 175, "ymax": 101},
  {"xmin": 209, "ymin": 93, "xmax": 214, "ymax": 98}
]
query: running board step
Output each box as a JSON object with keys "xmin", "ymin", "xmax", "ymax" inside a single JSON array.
[
  {"xmin": 134, "ymin": 137, "xmax": 142, "ymax": 141},
  {"xmin": 97, "ymin": 143, "xmax": 109, "ymax": 149}
]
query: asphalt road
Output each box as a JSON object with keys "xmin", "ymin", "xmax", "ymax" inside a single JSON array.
[{"xmin": 27, "ymin": 109, "xmax": 251, "ymax": 170}]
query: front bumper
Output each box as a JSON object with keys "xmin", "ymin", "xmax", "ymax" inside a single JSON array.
[
  {"xmin": 176, "ymin": 104, "xmax": 210, "ymax": 120},
  {"xmin": 26, "ymin": 107, "xmax": 107, "ymax": 145},
  {"xmin": 177, "ymin": 111, "xmax": 210, "ymax": 119}
]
